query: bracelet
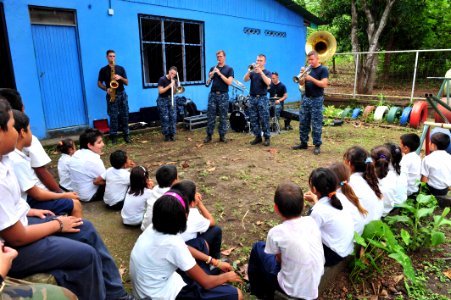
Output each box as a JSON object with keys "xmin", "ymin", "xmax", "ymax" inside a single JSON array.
[
  {"xmin": 51, "ymin": 217, "xmax": 64, "ymax": 232},
  {"xmin": 205, "ymin": 256, "xmax": 212, "ymax": 264}
]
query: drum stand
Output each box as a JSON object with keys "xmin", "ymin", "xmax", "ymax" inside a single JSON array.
[{"xmin": 269, "ymin": 100, "xmax": 280, "ymax": 135}]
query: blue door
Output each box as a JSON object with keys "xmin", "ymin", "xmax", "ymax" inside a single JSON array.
[{"xmin": 31, "ymin": 24, "xmax": 87, "ymax": 129}]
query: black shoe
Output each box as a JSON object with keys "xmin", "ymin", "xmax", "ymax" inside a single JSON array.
[
  {"xmin": 292, "ymin": 143, "xmax": 308, "ymax": 150},
  {"xmin": 204, "ymin": 135, "xmax": 212, "ymax": 143},
  {"xmin": 263, "ymin": 138, "xmax": 270, "ymax": 146},
  {"xmin": 164, "ymin": 135, "xmax": 171, "ymax": 142},
  {"xmin": 285, "ymin": 125, "xmax": 293, "ymax": 131},
  {"xmin": 250, "ymin": 137, "xmax": 263, "ymax": 145},
  {"xmin": 313, "ymin": 146, "xmax": 321, "ymax": 155},
  {"xmin": 124, "ymin": 135, "xmax": 131, "ymax": 144},
  {"xmin": 169, "ymin": 135, "xmax": 175, "ymax": 142},
  {"xmin": 110, "ymin": 135, "xmax": 118, "ymax": 145},
  {"xmin": 219, "ymin": 136, "xmax": 227, "ymax": 143}
]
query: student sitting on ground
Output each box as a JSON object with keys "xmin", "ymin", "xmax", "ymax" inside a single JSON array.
[
  {"xmin": 57, "ymin": 138, "xmax": 76, "ymax": 192},
  {"xmin": 248, "ymin": 182, "xmax": 324, "ymax": 300},
  {"xmin": 97, "ymin": 150, "xmax": 135, "ymax": 210},
  {"xmin": 173, "ymin": 180, "xmax": 222, "ymax": 260},
  {"xmin": 384, "ymin": 142, "xmax": 408, "ymax": 206},
  {"xmin": 421, "ymin": 132, "xmax": 451, "ymax": 196},
  {"xmin": 121, "ymin": 166, "xmax": 154, "ymax": 226},
  {"xmin": 344, "ymin": 146, "xmax": 383, "ymax": 223},
  {"xmin": 371, "ymin": 145, "xmax": 400, "ymax": 216},
  {"xmin": 304, "ymin": 168, "xmax": 354, "ymax": 266},
  {"xmin": 7, "ymin": 110, "xmax": 82, "ymax": 217},
  {"xmin": 130, "ymin": 192, "xmax": 242, "ymax": 300},
  {"xmin": 400, "ymin": 133, "xmax": 421, "ymax": 197},
  {"xmin": 0, "ymin": 88, "xmax": 63, "ymax": 193},
  {"xmin": 0, "ymin": 99, "xmax": 134, "ymax": 300},
  {"xmin": 141, "ymin": 164, "xmax": 178, "ymax": 231},
  {"xmin": 329, "ymin": 162, "xmax": 368, "ymax": 235},
  {"xmin": 68, "ymin": 128, "xmax": 106, "ymax": 202}
]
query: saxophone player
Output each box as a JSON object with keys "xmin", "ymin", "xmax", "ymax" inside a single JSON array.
[
  {"xmin": 97, "ymin": 50, "xmax": 130, "ymax": 144},
  {"xmin": 204, "ymin": 50, "xmax": 234, "ymax": 143}
]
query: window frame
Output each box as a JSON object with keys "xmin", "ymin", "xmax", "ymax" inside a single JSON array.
[{"xmin": 138, "ymin": 14, "xmax": 206, "ymax": 89}]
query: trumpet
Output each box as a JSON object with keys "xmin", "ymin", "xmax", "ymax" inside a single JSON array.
[
  {"xmin": 248, "ymin": 63, "xmax": 260, "ymax": 72},
  {"xmin": 205, "ymin": 64, "xmax": 219, "ymax": 87},
  {"xmin": 293, "ymin": 65, "xmax": 312, "ymax": 83}
]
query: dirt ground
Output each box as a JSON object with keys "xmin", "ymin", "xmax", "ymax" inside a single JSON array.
[{"xmin": 46, "ymin": 120, "xmax": 450, "ymax": 299}]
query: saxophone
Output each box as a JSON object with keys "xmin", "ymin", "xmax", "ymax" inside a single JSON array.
[{"xmin": 109, "ymin": 61, "xmax": 119, "ymax": 103}]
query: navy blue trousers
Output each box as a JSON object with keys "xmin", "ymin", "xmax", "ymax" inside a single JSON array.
[
  {"xmin": 157, "ymin": 96, "xmax": 177, "ymax": 137},
  {"xmin": 299, "ymin": 95, "xmax": 324, "ymax": 146},
  {"xmin": 248, "ymin": 96, "xmax": 270, "ymax": 139},
  {"xmin": 206, "ymin": 92, "xmax": 229, "ymax": 137},
  {"xmin": 9, "ymin": 217, "xmax": 126, "ymax": 300},
  {"xmin": 107, "ymin": 92, "xmax": 129, "ymax": 136},
  {"xmin": 198, "ymin": 225, "xmax": 222, "ymax": 259}
]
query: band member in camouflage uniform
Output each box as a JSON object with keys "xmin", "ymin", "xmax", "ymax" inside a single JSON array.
[
  {"xmin": 97, "ymin": 50, "xmax": 130, "ymax": 144},
  {"xmin": 157, "ymin": 66, "xmax": 178, "ymax": 142},
  {"xmin": 204, "ymin": 50, "xmax": 234, "ymax": 143},
  {"xmin": 244, "ymin": 54, "xmax": 272, "ymax": 146},
  {"xmin": 292, "ymin": 51, "xmax": 329, "ymax": 155}
]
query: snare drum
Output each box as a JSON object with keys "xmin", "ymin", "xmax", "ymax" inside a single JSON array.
[{"xmin": 229, "ymin": 110, "xmax": 249, "ymax": 132}]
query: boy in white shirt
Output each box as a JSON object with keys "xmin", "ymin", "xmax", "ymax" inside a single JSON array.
[
  {"xmin": 7, "ymin": 110, "xmax": 82, "ymax": 217},
  {"xmin": 248, "ymin": 182, "xmax": 324, "ymax": 300},
  {"xmin": 400, "ymin": 133, "xmax": 421, "ymax": 197},
  {"xmin": 141, "ymin": 165, "xmax": 178, "ymax": 231},
  {"xmin": 421, "ymin": 132, "xmax": 451, "ymax": 196},
  {"xmin": 98, "ymin": 150, "xmax": 135, "ymax": 209}
]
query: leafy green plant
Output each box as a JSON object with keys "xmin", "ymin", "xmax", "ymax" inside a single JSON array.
[
  {"xmin": 351, "ymin": 220, "xmax": 415, "ymax": 283},
  {"xmin": 384, "ymin": 191, "xmax": 451, "ymax": 251},
  {"xmin": 323, "ymin": 105, "xmax": 344, "ymax": 119}
]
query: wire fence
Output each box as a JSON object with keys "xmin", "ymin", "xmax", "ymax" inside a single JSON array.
[{"xmin": 327, "ymin": 49, "xmax": 451, "ymax": 103}]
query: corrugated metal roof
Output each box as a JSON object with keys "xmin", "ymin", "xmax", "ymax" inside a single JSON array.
[{"xmin": 275, "ymin": 0, "xmax": 325, "ymax": 25}]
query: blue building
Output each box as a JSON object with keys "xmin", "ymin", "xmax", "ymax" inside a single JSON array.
[{"xmin": 0, "ymin": 0, "xmax": 321, "ymax": 138}]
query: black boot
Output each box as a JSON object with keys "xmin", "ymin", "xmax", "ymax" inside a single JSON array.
[
  {"xmin": 110, "ymin": 135, "xmax": 118, "ymax": 145},
  {"xmin": 124, "ymin": 134, "xmax": 131, "ymax": 144},
  {"xmin": 250, "ymin": 136, "xmax": 263, "ymax": 145}
]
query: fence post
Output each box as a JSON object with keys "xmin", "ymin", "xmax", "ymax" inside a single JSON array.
[
  {"xmin": 353, "ymin": 53, "xmax": 359, "ymax": 98},
  {"xmin": 410, "ymin": 51, "xmax": 419, "ymax": 104}
]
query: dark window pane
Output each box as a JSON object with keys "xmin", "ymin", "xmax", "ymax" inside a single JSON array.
[
  {"xmin": 141, "ymin": 18, "xmax": 161, "ymax": 42},
  {"xmin": 164, "ymin": 21, "xmax": 181, "ymax": 43},
  {"xmin": 186, "ymin": 46, "xmax": 201, "ymax": 81},
  {"xmin": 184, "ymin": 23, "xmax": 200, "ymax": 44},
  {"xmin": 143, "ymin": 43, "xmax": 163, "ymax": 84},
  {"xmin": 165, "ymin": 44, "xmax": 183, "ymax": 81}
]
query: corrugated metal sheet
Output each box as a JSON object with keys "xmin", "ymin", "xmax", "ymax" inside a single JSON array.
[{"xmin": 31, "ymin": 24, "xmax": 87, "ymax": 129}]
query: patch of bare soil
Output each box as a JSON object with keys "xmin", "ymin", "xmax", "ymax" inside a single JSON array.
[{"xmin": 46, "ymin": 121, "xmax": 450, "ymax": 299}]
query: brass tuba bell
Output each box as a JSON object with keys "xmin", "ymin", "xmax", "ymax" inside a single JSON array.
[{"xmin": 305, "ymin": 31, "xmax": 337, "ymax": 63}]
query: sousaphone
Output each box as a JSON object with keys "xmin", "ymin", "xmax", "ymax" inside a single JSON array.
[{"xmin": 305, "ymin": 31, "xmax": 337, "ymax": 63}]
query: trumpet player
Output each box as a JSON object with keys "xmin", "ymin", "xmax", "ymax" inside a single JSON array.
[
  {"xmin": 157, "ymin": 66, "xmax": 178, "ymax": 142},
  {"xmin": 292, "ymin": 50, "xmax": 329, "ymax": 155},
  {"xmin": 243, "ymin": 54, "xmax": 272, "ymax": 146},
  {"xmin": 97, "ymin": 50, "xmax": 130, "ymax": 144},
  {"xmin": 204, "ymin": 50, "xmax": 234, "ymax": 143}
]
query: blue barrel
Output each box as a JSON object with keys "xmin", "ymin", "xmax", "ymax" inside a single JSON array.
[
  {"xmin": 400, "ymin": 107, "xmax": 412, "ymax": 126},
  {"xmin": 430, "ymin": 127, "xmax": 451, "ymax": 154},
  {"xmin": 351, "ymin": 108, "xmax": 362, "ymax": 119}
]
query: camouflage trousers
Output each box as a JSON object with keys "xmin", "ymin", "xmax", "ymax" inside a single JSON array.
[
  {"xmin": 206, "ymin": 92, "xmax": 229, "ymax": 137},
  {"xmin": 157, "ymin": 96, "xmax": 177, "ymax": 137},
  {"xmin": 249, "ymin": 96, "xmax": 270, "ymax": 139},
  {"xmin": 2, "ymin": 277, "xmax": 77, "ymax": 299},
  {"xmin": 107, "ymin": 91, "xmax": 129, "ymax": 136},
  {"xmin": 299, "ymin": 95, "xmax": 324, "ymax": 146}
]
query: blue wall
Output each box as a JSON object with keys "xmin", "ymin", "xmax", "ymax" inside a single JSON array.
[{"xmin": 2, "ymin": 0, "xmax": 307, "ymax": 138}]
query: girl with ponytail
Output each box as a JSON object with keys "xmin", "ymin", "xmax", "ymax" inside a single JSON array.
[
  {"xmin": 384, "ymin": 143, "xmax": 408, "ymax": 207},
  {"xmin": 329, "ymin": 162, "xmax": 367, "ymax": 235},
  {"xmin": 304, "ymin": 168, "xmax": 354, "ymax": 266},
  {"xmin": 343, "ymin": 146, "xmax": 383, "ymax": 223}
]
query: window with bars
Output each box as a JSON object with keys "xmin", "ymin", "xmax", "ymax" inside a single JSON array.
[{"xmin": 139, "ymin": 14, "xmax": 205, "ymax": 88}]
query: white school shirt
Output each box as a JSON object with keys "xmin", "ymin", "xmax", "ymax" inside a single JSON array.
[
  {"xmin": 68, "ymin": 149, "xmax": 106, "ymax": 202},
  {"xmin": 400, "ymin": 152, "xmax": 421, "ymax": 195},
  {"xmin": 265, "ymin": 217, "xmax": 324, "ymax": 300},
  {"xmin": 390, "ymin": 164, "xmax": 408, "ymax": 206},
  {"xmin": 0, "ymin": 156, "xmax": 30, "ymax": 231},
  {"xmin": 101, "ymin": 167, "xmax": 130, "ymax": 206},
  {"xmin": 23, "ymin": 135, "xmax": 51, "ymax": 190},
  {"xmin": 421, "ymin": 150, "xmax": 451, "ymax": 190},
  {"xmin": 379, "ymin": 170, "xmax": 400, "ymax": 217},
  {"xmin": 180, "ymin": 208, "xmax": 210, "ymax": 241},
  {"xmin": 349, "ymin": 172, "xmax": 383, "ymax": 224},
  {"xmin": 58, "ymin": 154, "xmax": 73, "ymax": 191},
  {"xmin": 310, "ymin": 197, "xmax": 355, "ymax": 257},
  {"xmin": 141, "ymin": 186, "xmax": 171, "ymax": 231},
  {"xmin": 7, "ymin": 149, "xmax": 41, "ymax": 202},
  {"xmin": 336, "ymin": 190, "xmax": 365, "ymax": 235},
  {"xmin": 130, "ymin": 228, "xmax": 196, "ymax": 300},
  {"xmin": 121, "ymin": 188, "xmax": 152, "ymax": 225}
]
